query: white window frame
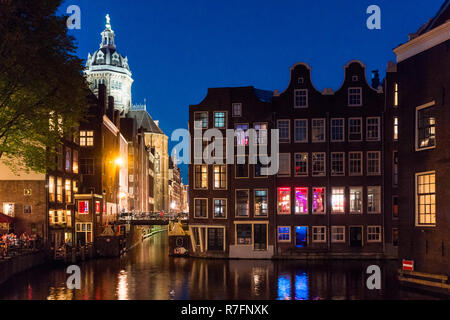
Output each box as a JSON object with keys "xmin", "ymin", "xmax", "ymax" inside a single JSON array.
[
  {"xmin": 294, "ymin": 119, "xmax": 308, "ymax": 143},
  {"xmin": 277, "ymin": 119, "xmax": 290, "ymax": 143},
  {"xmin": 331, "ymin": 226, "xmax": 346, "ymax": 243},
  {"xmin": 348, "ymin": 117, "xmax": 362, "ymax": 141},
  {"xmin": 254, "ymin": 189, "xmax": 269, "ymax": 217},
  {"xmin": 213, "ymin": 111, "xmax": 227, "ymax": 129},
  {"xmin": 349, "ymin": 187, "xmax": 363, "ymax": 214},
  {"xmin": 348, "ymin": 151, "xmax": 363, "ymax": 176},
  {"xmin": 415, "ymin": 101, "xmax": 436, "ymax": 152},
  {"xmin": 367, "ymin": 226, "xmax": 382, "ymax": 243},
  {"xmin": 331, "ymin": 152, "xmax": 345, "ymax": 176},
  {"xmin": 367, "ymin": 186, "xmax": 381, "ymax": 214},
  {"xmin": 213, "ymin": 198, "xmax": 227, "ymax": 219},
  {"xmin": 193, "ymin": 164, "xmax": 208, "ymax": 190},
  {"xmin": 311, "ymin": 118, "xmax": 326, "ymax": 143},
  {"xmin": 367, "ymin": 151, "xmax": 381, "ymax": 176},
  {"xmin": 235, "ymin": 189, "xmax": 250, "ymax": 218},
  {"xmin": 294, "ymin": 89, "xmax": 308, "ymax": 108},
  {"xmin": 366, "ymin": 117, "xmax": 380, "ymax": 141},
  {"xmin": 312, "ymin": 187, "xmax": 326, "ymax": 214},
  {"xmin": 294, "ymin": 152, "xmax": 308, "ymax": 177},
  {"xmin": 213, "ymin": 164, "xmax": 227, "ymax": 190},
  {"xmin": 415, "ymin": 171, "xmax": 436, "ymax": 227},
  {"xmin": 312, "ymin": 226, "xmax": 327, "ymax": 243},
  {"xmin": 331, "ymin": 187, "xmax": 345, "ymax": 214},
  {"xmin": 194, "ymin": 198, "xmax": 208, "ymax": 219},
  {"xmin": 277, "ymin": 226, "xmax": 291, "ymax": 243},
  {"xmin": 331, "ymin": 118, "xmax": 345, "ymax": 142},
  {"xmin": 348, "ymin": 87, "xmax": 362, "ymax": 106},
  {"xmin": 312, "ymin": 152, "xmax": 326, "ymax": 177}
]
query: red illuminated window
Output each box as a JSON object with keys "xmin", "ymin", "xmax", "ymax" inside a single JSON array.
[
  {"xmin": 95, "ymin": 201, "xmax": 101, "ymax": 214},
  {"xmin": 277, "ymin": 187, "xmax": 291, "ymax": 214},
  {"xmin": 78, "ymin": 201, "xmax": 89, "ymax": 214},
  {"xmin": 295, "ymin": 187, "xmax": 308, "ymax": 214},
  {"xmin": 313, "ymin": 188, "xmax": 325, "ymax": 214}
]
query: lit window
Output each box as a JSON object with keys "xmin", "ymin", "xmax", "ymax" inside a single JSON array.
[
  {"xmin": 367, "ymin": 186, "xmax": 381, "ymax": 213},
  {"xmin": 236, "ymin": 190, "xmax": 249, "ymax": 217},
  {"xmin": 73, "ymin": 150, "xmax": 79, "ymax": 174},
  {"xmin": 236, "ymin": 224, "xmax": 252, "ymax": 245},
  {"xmin": 312, "ymin": 153, "xmax": 325, "ymax": 176},
  {"xmin": 194, "ymin": 199, "xmax": 207, "ymax": 218},
  {"xmin": 367, "ymin": 151, "xmax": 380, "ymax": 175},
  {"xmin": 349, "ymin": 187, "xmax": 363, "ymax": 213},
  {"xmin": 65, "ymin": 147, "xmax": 72, "ymax": 172},
  {"xmin": 394, "ymin": 83, "xmax": 399, "ymax": 107},
  {"xmin": 194, "ymin": 112, "xmax": 208, "ymax": 129},
  {"xmin": 278, "ymin": 226, "xmax": 291, "ymax": 242},
  {"xmin": 367, "ymin": 226, "xmax": 381, "ymax": 242},
  {"xmin": 254, "ymin": 190, "xmax": 268, "ymax": 217},
  {"xmin": 65, "ymin": 179, "xmax": 72, "ymax": 203},
  {"xmin": 331, "ymin": 187, "xmax": 345, "ymax": 213},
  {"xmin": 214, "ymin": 112, "xmax": 226, "ymax": 128},
  {"xmin": 254, "ymin": 123, "xmax": 268, "ymax": 145},
  {"xmin": 311, "ymin": 118, "xmax": 325, "ymax": 142},
  {"xmin": 392, "ymin": 196, "xmax": 399, "ymax": 219},
  {"xmin": 2, "ymin": 203, "xmax": 14, "ymax": 217},
  {"xmin": 331, "ymin": 226, "xmax": 345, "ymax": 243},
  {"xmin": 416, "ymin": 172, "xmax": 436, "ymax": 226},
  {"xmin": 75, "ymin": 222, "xmax": 93, "ymax": 244},
  {"xmin": 56, "ymin": 177, "xmax": 63, "ymax": 203},
  {"xmin": 394, "ymin": 117, "xmax": 399, "ymax": 141},
  {"xmin": 348, "ymin": 118, "xmax": 362, "ymax": 141},
  {"xmin": 349, "ymin": 152, "xmax": 362, "ymax": 175},
  {"xmin": 331, "ymin": 152, "xmax": 344, "ymax": 176},
  {"xmin": 78, "ymin": 200, "xmax": 89, "ymax": 214},
  {"xmin": 294, "ymin": 119, "xmax": 308, "ymax": 142},
  {"xmin": 232, "ymin": 103, "xmax": 242, "ymax": 117},
  {"xmin": 312, "ymin": 226, "xmax": 326, "ymax": 243},
  {"xmin": 277, "ymin": 187, "xmax": 291, "ymax": 214},
  {"xmin": 366, "ymin": 117, "xmax": 380, "ymax": 141},
  {"xmin": 80, "ymin": 131, "xmax": 94, "ymax": 147},
  {"xmin": 48, "ymin": 176, "xmax": 55, "ymax": 202},
  {"xmin": 194, "ymin": 165, "xmax": 208, "ymax": 189},
  {"xmin": 213, "ymin": 165, "xmax": 227, "ymax": 189},
  {"xmin": 416, "ymin": 104, "xmax": 436, "ymax": 150},
  {"xmin": 278, "ymin": 153, "xmax": 290, "ymax": 177},
  {"xmin": 277, "ymin": 120, "xmax": 290, "ymax": 143},
  {"xmin": 331, "ymin": 118, "xmax": 344, "ymax": 142},
  {"xmin": 294, "ymin": 89, "xmax": 308, "ymax": 108},
  {"xmin": 235, "ymin": 124, "xmax": 249, "ymax": 146},
  {"xmin": 294, "ymin": 153, "xmax": 308, "ymax": 176},
  {"xmin": 213, "ymin": 199, "xmax": 226, "ymax": 218},
  {"xmin": 295, "ymin": 187, "xmax": 308, "ymax": 214},
  {"xmin": 312, "ymin": 187, "xmax": 325, "ymax": 214},
  {"xmin": 348, "ymin": 87, "xmax": 362, "ymax": 106}
]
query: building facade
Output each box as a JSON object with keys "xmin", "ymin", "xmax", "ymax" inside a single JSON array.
[
  {"xmin": 390, "ymin": 2, "xmax": 450, "ymax": 278},
  {"xmin": 188, "ymin": 86, "xmax": 276, "ymax": 259}
]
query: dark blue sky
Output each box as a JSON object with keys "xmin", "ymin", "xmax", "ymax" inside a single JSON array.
[{"xmin": 60, "ymin": 0, "xmax": 444, "ymax": 183}]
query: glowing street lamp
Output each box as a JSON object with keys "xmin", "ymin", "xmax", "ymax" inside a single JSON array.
[{"xmin": 115, "ymin": 157, "xmax": 124, "ymax": 167}]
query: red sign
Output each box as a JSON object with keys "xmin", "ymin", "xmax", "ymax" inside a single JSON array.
[
  {"xmin": 95, "ymin": 201, "xmax": 101, "ymax": 214},
  {"xmin": 402, "ymin": 259, "xmax": 414, "ymax": 271},
  {"xmin": 78, "ymin": 201, "xmax": 89, "ymax": 214}
]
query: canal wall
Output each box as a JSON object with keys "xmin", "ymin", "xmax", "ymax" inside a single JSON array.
[{"xmin": 0, "ymin": 251, "xmax": 46, "ymax": 286}]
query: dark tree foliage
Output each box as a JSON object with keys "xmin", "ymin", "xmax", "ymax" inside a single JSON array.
[{"xmin": 0, "ymin": 0, "xmax": 89, "ymax": 173}]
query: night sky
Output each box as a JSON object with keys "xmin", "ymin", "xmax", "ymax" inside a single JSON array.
[{"xmin": 60, "ymin": 0, "xmax": 444, "ymax": 183}]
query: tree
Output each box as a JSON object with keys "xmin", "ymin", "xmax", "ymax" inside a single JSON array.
[{"xmin": 0, "ymin": 0, "xmax": 89, "ymax": 173}]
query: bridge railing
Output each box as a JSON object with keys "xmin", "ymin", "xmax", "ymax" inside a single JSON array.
[{"xmin": 117, "ymin": 212, "xmax": 184, "ymax": 221}]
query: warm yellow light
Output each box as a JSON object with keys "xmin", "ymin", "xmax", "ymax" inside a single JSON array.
[
  {"xmin": 119, "ymin": 192, "xmax": 127, "ymax": 199},
  {"xmin": 115, "ymin": 157, "xmax": 124, "ymax": 167}
]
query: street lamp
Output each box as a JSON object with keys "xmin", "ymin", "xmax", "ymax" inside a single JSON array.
[{"xmin": 114, "ymin": 157, "xmax": 124, "ymax": 167}]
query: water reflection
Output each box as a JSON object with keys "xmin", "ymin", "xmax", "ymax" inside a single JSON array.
[{"xmin": 0, "ymin": 232, "xmax": 440, "ymax": 300}]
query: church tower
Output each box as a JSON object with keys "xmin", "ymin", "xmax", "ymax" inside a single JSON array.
[{"xmin": 85, "ymin": 14, "xmax": 133, "ymax": 115}]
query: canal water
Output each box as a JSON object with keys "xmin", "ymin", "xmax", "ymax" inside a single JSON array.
[{"xmin": 0, "ymin": 231, "xmax": 439, "ymax": 300}]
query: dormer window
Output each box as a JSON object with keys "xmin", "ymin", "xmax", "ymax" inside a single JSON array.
[
  {"xmin": 352, "ymin": 75, "xmax": 359, "ymax": 82},
  {"xmin": 112, "ymin": 53, "xmax": 119, "ymax": 63},
  {"xmin": 294, "ymin": 89, "xmax": 308, "ymax": 108},
  {"xmin": 298, "ymin": 77, "xmax": 304, "ymax": 84},
  {"xmin": 348, "ymin": 87, "xmax": 362, "ymax": 106}
]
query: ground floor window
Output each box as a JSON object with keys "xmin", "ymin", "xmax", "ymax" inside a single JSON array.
[
  {"xmin": 367, "ymin": 226, "xmax": 381, "ymax": 242},
  {"xmin": 295, "ymin": 226, "xmax": 308, "ymax": 248},
  {"xmin": 76, "ymin": 222, "xmax": 92, "ymax": 245},
  {"xmin": 236, "ymin": 224, "xmax": 252, "ymax": 245},
  {"xmin": 331, "ymin": 226, "xmax": 345, "ymax": 243},
  {"xmin": 254, "ymin": 224, "xmax": 267, "ymax": 250},
  {"xmin": 278, "ymin": 226, "xmax": 291, "ymax": 242},
  {"xmin": 207, "ymin": 228, "xmax": 224, "ymax": 251},
  {"xmin": 312, "ymin": 226, "xmax": 326, "ymax": 243}
]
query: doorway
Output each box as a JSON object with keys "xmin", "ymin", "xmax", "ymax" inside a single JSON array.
[
  {"xmin": 295, "ymin": 226, "xmax": 308, "ymax": 248},
  {"xmin": 350, "ymin": 226, "xmax": 363, "ymax": 247},
  {"xmin": 254, "ymin": 224, "xmax": 267, "ymax": 250}
]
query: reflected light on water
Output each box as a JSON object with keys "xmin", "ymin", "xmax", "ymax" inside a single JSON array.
[
  {"xmin": 277, "ymin": 274, "xmax": 291, "ymax": 300},
  {"xmin": 47, "ymin": 287, "xmax": 74, "ymax": 300},
  {"xmin": 295, "ymin": 272, "xmax": 309, "ymax": 300},
  {"xmin": 117, "ymin": 270, "xmax": 129, "ymax": 300}
]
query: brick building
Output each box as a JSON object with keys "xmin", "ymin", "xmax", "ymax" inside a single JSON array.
[
  {"xmin": 189, "ymin": 86, "xmax": 275, "ymax": 258},
  {"xmin": 389, "ymin": 2, "xmax": 450, "ymax": 280}
]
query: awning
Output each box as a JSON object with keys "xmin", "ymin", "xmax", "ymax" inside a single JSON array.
[{"xmin": 0, "ymin": 212, "xmax": 13, "ymax": 224}]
